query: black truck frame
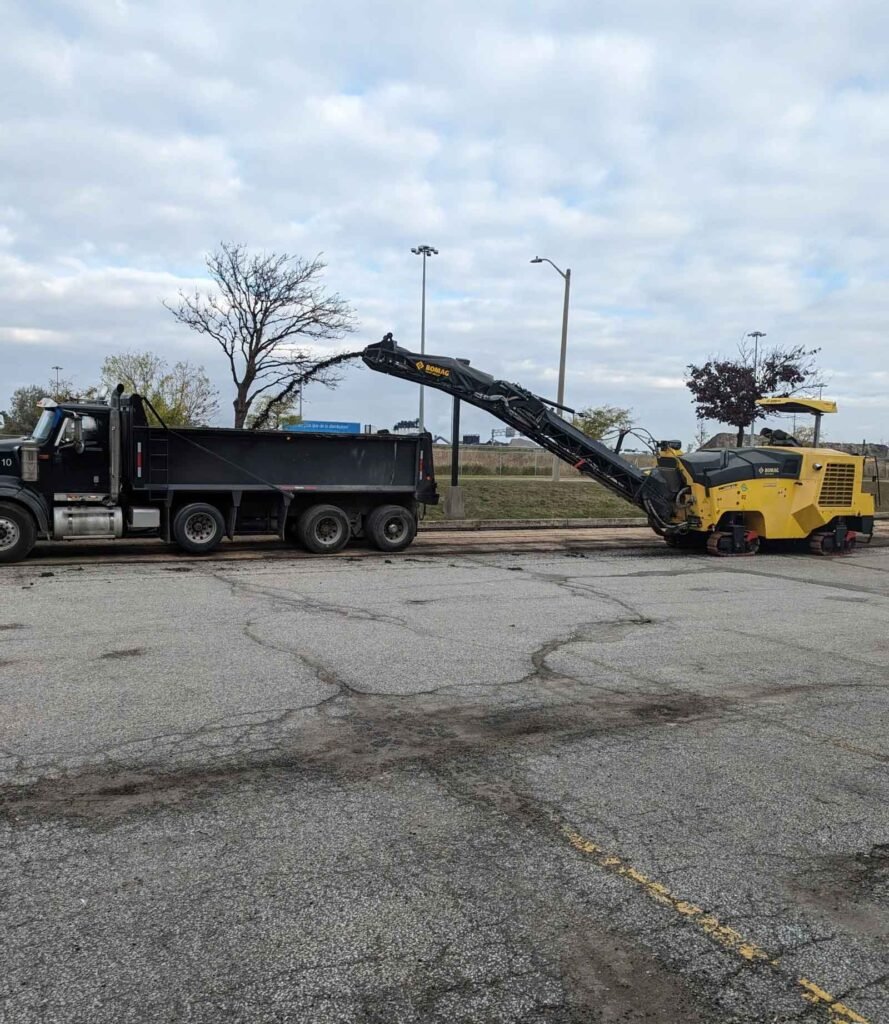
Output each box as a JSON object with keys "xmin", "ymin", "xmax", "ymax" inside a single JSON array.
[{"xmin": 0, "ymin": 387, "xmax": 437, "ymax": 563}]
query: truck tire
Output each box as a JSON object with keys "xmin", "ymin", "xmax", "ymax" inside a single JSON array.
[
  {"xmin": 172, "ymin": 503, "xmax": 225, "ymax": 555},
  {"xmin": 298, "ymin": 504, "xmax": 351, "ymax": 554},
  {"xmin": 366, "ymin": 504, "xmax": 416, "ymax": 552},
  {"xmin": 0, "ymin": 502, "xmax": 37, "ymax": 564}
]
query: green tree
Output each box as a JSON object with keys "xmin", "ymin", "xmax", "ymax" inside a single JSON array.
[
  {"xmin": 1, "ymin": 385, "xmax": 45, "ymax": 435},
  {"xmin": 1, "ymin": 377, "xmax": 86, "ymax": 435},
  {"xmin": 572, "ymin": 405, "xmax": 633, "ymax": 440},
  {"xmin": 101, "ymin": 352, "xmax": 218, "ymax": 426},
  {"xmin": 245, "ymin": 395, "xmax": 302, "ymax": 430}
]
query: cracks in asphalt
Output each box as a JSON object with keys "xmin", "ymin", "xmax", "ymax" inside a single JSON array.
[
  {"xmin": 482, "ymin": 557, "xmax": 658, "ymax": 625},
  {"xmin": 3, "ymin": 552, "xmax": 888, "ymax": 1024},
  {"xmin": 7, "ymin": 551, "xmax": 881, "ymax": 824},
  {"xmin": 215, "ymin": 565, "xmax": 547, "ymax": 659},
  {"xmin": 241, "ymin": 620, "xmax": 358, "ymax": 698},
  {"xmin": 709, "ymin": 564, "xmax": 889, "ymax": 599},
  {"xmin": 0, "ymin": 680, "xmax": 728, "ymax": 826},
  {"xmin": 214, "ymin": 571, "xmax": 412, "ymax": 630}
]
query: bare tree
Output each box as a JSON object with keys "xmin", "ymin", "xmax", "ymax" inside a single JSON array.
[{"xmin": 167, "ymin": 243, "xmax": 356, "ymax": 427}]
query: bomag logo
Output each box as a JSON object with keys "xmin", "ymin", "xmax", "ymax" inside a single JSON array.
[{"xmin": 415, "ymin": 360, "xmax": 450, "ymax": 378}]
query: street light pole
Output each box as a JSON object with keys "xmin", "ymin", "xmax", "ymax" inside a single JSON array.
[
  {"xmin": 531, "ymin": 257, "xmax": 571, "ymax": 481},
  {"xmin": 52, "ymin": 366, "xmax": 62, "ymax": 391},
  {"xmin": 411, "ymin": 245, "xmax": 438, "ymax": 432},
  {"xmin": 747, "ymin": 331, "xmax": 766, "ymax": 445}
]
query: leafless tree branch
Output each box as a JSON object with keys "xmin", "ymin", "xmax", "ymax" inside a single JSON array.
[{"xmin": 166, "ymin": 242, "xmax": 357, "ymax": 427}]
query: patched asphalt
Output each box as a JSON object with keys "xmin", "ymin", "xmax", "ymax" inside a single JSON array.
[{"xmin": 1, "ymin": 543, "xmax": 887, "ymax": 1022}]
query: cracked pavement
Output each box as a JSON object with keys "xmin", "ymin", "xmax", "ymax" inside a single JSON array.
[{"xmin": 1, "ymin": 543, "xmax": 888, "ymax": 1022}]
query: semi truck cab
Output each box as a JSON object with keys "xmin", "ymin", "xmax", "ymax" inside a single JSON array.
[
  {"xmin": 1, "ymin": 394, "xmax": 143, "ymax": 556},
  {"xmin": 30, "ymin": 401, "xmax": 113, "ymax": 499}
]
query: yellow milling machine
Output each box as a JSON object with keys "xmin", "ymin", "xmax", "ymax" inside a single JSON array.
[
  {"xmin": 363, "ymin": 335, "xmax": 877, "ymax": 557},
  {"xmin": 656, "ymin": 399, "xmax": 876, "ymax": 555}
]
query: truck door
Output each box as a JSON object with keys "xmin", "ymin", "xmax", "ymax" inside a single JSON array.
[{"xmin": 53, "ymin": 412, "xmax": 111, "ymax": 497}]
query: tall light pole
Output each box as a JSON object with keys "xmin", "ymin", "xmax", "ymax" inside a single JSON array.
[
  {"xmin": 411, "ymin": 244, "xmax": 438, "ymax": 431},
  {"xmin": 747, "ymin": 331, "xmax": 766, "ymax": 445},
  {"xmin": 531, "ymin": 257, "xmax": 571, "ymax": 480},
  {"xmin": 52, "ymin": 365, "xmax": 63, "ymax": 391}
]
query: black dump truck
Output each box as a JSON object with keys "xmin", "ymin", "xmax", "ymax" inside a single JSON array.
[{"xmin": 0, "ymin": 388, "xmax": 437, "ymax": 563}]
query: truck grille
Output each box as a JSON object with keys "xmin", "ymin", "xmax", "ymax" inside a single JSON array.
[{"xmin": 819, "ymin": 463, "xmax": 856, "ymax": 506}]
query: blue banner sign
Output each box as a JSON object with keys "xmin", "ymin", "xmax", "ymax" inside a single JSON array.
[{"xmin": 284, "ymin": 420, "xmax": 361, "ymax": 434}]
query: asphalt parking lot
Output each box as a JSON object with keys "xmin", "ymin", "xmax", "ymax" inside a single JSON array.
[{"xmin": 1, "ymin": 540, "xmax": 887, "ymax": 1023}]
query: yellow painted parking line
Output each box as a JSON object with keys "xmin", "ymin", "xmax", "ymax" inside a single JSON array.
[
  {"xmin": 798, "ymin": 980, "xmax": 871, "ymax": 1024},
  {"xmin": 562, "ymin": 826, "xmax": 871, "ymax": 1024}
]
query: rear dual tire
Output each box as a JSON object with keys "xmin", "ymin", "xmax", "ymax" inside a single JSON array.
[
  {"xmin": 366, "ymin": 505, "xmax": 416, "ymax": 553},
  {"xmin": 298, "ymin": 504, "xmax": 351, "ymax": 554},
  {"xmin": 290, "ymin": 503, "xmax": 416, "ymax": 555}
]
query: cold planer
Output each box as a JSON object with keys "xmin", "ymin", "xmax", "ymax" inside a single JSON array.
[{"xmin": 362, "ymin": 335, "xmax": 875, "ymax": 555}]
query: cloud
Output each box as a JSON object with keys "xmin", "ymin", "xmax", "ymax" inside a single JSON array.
[
  {"xmin": 0, "ymin": 327, "xmax": 67, "ymax": 345},
  {"xmin": 2, "ymin": 0, "xmax": 889, "ymax": 444}
]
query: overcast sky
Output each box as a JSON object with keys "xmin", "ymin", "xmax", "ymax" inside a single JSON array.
[{"xmin": 3, "ymin": 0, "xmax": 888, "ymax": 445}]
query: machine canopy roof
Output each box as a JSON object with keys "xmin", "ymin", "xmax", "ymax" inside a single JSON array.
[{"xmin": 756, "ymin": 397, "xmax": 837, "ymax": 415}]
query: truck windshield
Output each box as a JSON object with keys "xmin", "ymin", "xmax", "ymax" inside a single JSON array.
[{"xmin": 30, "ymin": 409, "xmax": 57, "ymax": 442}]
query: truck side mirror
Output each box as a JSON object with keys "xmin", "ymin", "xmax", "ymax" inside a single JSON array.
[
  {"xmin": 70, "ymin": 416, "xmax": 85, "ymax": 454},
  {"xmin": 64, "ymin": 413, "xmax": 85, "ymax": 454}
]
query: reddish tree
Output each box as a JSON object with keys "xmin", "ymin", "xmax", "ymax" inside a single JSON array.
[{"xmin": 686, "ymin": 344, "xmax": 822, "ymax": 445}]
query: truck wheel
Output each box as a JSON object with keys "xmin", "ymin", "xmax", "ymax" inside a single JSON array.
[
  {"xmin": 0, "ymin": 502, "xmax": 37, "ymax": 564},
  {"xmin": 299, "ymin": 504, "xmax": 350, "ymax": 554},
  {"xmin": 366, "ymin": 505, "xmax": 416, "ymax": 552},
  {"xmin": 172, "ymin": 503, "xmax": 225, "ymax": 555}
]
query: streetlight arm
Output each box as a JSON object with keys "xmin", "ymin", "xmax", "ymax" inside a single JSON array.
[{"xmin": 530, "ymin": 257, "xmax": 567, "ymax": 279}]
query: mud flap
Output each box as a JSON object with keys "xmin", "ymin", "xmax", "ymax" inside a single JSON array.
[{"xmin": 278, "ymin": 493, "xmax": 292, "ymax": 540}]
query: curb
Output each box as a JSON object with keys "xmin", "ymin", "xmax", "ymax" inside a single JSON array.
[
  {"xmin": 422, "ymin": 512, "xmax": 889, "ymax": 532},
  {"xmin": 420, "ymin": 517, "xmax": 648, "ymax": 532}
]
